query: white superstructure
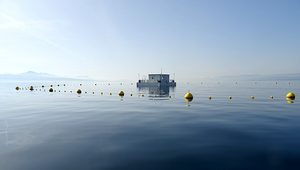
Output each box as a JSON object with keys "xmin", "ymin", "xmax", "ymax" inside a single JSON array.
[{"xmin": 137, "ymin": 73, "xmax": 176, "ymax": 87}]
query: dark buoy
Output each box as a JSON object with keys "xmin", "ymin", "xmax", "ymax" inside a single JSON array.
[
  {"xmin": 15, "ymin": 86, "xmax": 20, "ymax": 90},
  {"xmin": 77, "ymin": 89, "xmax": 82, "ymax": 94},
  {"xmin": 30, "ymin": 86, "xmax": 34, "ymax": 91},
  {"xmin": 49, "ymin": 88, "xmax": 53, "ymax": 92}
]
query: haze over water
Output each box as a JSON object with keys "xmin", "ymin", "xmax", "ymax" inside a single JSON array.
[{"xmin": 1, "ymin": 0, "xmax": 300, "ymax": 169}]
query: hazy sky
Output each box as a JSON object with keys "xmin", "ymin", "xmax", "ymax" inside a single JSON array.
[{"xmin": 0, "ymin": 0, "xmax": 299, "ymax": 81}]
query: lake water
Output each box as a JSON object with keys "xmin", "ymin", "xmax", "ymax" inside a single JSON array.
[{"xmin": 0, "ymin": 80, "xmax": 299, "ymax": 170}]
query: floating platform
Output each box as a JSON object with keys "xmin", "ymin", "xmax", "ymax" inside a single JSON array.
[{"xmin": 137, "ymin": 74, "xmax": 176, "ymax": 87}]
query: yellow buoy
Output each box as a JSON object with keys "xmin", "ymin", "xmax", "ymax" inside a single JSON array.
[
  {"xmin": 200, "ymin": 82, "xmax": 202, "ymax": 84},
  {"xmin": 54, "ymin": 90, "xmax": 56, "ymax": 92},
  {"xmin": 254, "ymin": 82, "xmax": 257, "ymax": 84},
  {"xmin": 288, "ymin": 82, "xmax": 290, "ymax": 84},
  {"xmin": 229, "ymin": 96, "xmax": 232, "ymax": 99},
  {"xmin": 93, "ymin": 92, "xmax": 94, "ymax": 94},
  {"xmin": 169, "ymin": 95, "xmax": 171, "ymax": 98},
  {"xmin": 130, "ymin": 94, "xmax": 132, "ymax": 96},
  {"xmin": 119, "ymin": 91, "xmax": 124, "ymax": 96},
  {"xmin": 184, "ymin": 93, "xmax": 193, "ymax": 99},
  {"xmin": 236, "ymin": 82, "xmax": 237, "ymax": 84},
  {"xmin": 49, "ymin": 88, "xmax": 53, "ymax": 92},
  {"xmin": 85, "ymin": 92, "xmax": 87, "ymax": 94},
  {"xmin": 275, "ymin": 82, "xmax": 277, "ymax": 84},
  {"xmin": 30, "ymin": 86, "xmax": 34, "ymax": 91},
  {"xmin": 288, "ymin": 101, "xmax": 294, "ymax": 103},
  {"xmin": 77, "ymin": 89, "xmax": 81, "ymax": 94},
  {"xmin": 101, "ymin": 92, "xmax": 103, "ymax": 95},
  {"xmin": 209, "ymin": 96, "xmax": 211, "ymax": 100},
  {"xmin": 270, "ymin": 96, "xmax": 273, "ymax": 99},
  {"xmin": 286, "ymin": 92, "xmax": 295, "ymax": 100},
  {"xmin": 251, "ymin": 96, "xmax": 254, "ymax": 99},
  {"xmin": 142, "ymin": 94, "xmax": 144, "ymax": 97},
  {"xmin": 110, "ymin": 93, "xmax": 112, "ymax": 95},
  {"xmin": 70, "ymin": 91, "xmax": 72, "ymax": 93},
  {"xmin": 154, "ymin": 95, "xmax": 157, "ymax": 97}
]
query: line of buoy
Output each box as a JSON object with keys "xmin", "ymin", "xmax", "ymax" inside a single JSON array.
[
  {"xmin": 15, "ymin": 86, "xmax": 296, "ymax": 104},
  {"xmin": 15, "ymin": 81, "xmax": 294, "ymax": 92}
]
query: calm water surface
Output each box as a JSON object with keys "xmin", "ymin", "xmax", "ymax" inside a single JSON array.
[{"xmin": 0, "ymin": 81, "xmax": 299, "ymax": 170}]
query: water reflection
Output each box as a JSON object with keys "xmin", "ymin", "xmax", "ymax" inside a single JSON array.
[
  {"xmin": 137, "ymin": 86, "xmax": 175, "ymax": 99},
  {"xmin": 185, "ymin": 98, "xmax": 193, "ymax": 107},
  {"xmin": 4, "ymin": 119, "xmax": 8, "ymax": 146},
  {"xmin": 286, "ymin": 97, "xmax": 295, "ymax": 104}
]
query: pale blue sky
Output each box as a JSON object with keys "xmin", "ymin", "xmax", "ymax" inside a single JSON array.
[{"xmin": 0, "ymin": 0, "xmax": 299, "ymax": 81}]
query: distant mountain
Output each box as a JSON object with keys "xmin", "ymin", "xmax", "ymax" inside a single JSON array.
[
  {"xmin": 219, "ymin": 73, "xmax": 300, "ymax": 81},
  {"xmin": 0, "ymin": 71, "xmax": 93, "ymax": 81}
]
